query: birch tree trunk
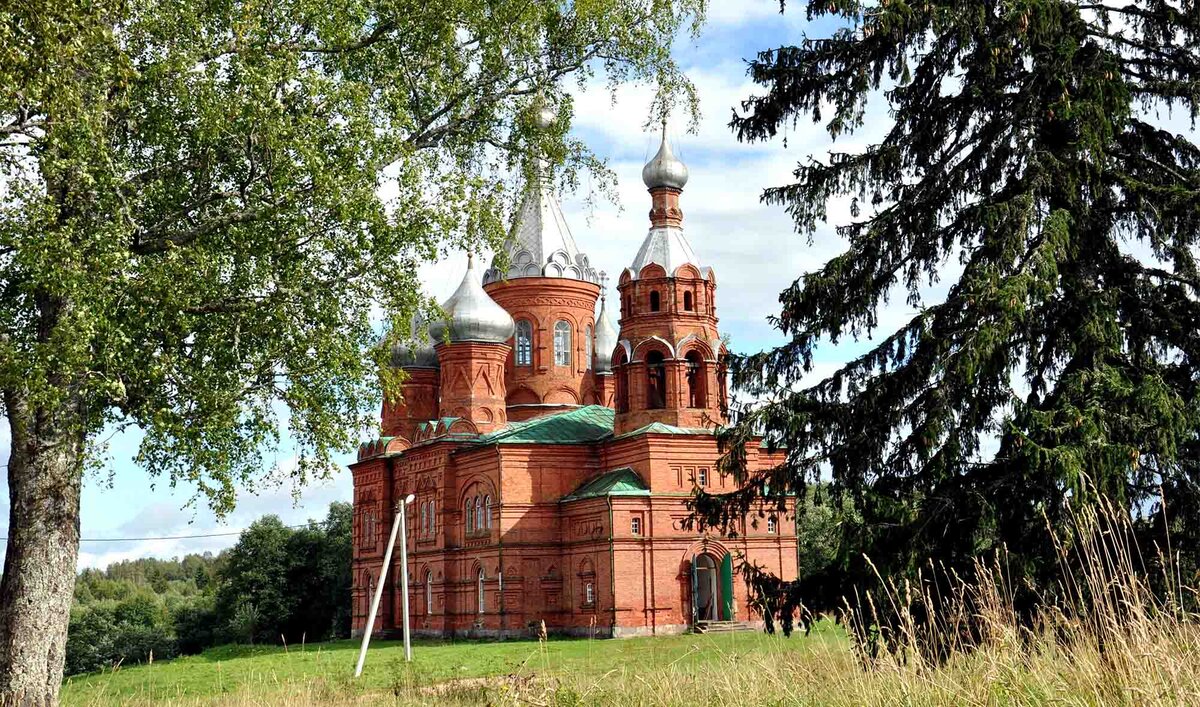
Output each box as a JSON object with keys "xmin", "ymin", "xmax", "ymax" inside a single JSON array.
[{"xmin": 0, "ymin": 389, "xmax": 84, "ymax": 706}]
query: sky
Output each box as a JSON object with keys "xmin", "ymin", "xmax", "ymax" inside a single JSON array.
[{"xmin": 1, "ymin": 2, "xmax": 1191, "ymax": 569}]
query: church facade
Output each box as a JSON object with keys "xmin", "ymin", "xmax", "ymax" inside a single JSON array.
[{"xmin": 350, "ymin": 119, "xmax": 796, "ymax": 638}]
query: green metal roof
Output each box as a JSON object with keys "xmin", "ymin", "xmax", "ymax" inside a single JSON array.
[
  {"xmin": 613, "ymin": 421, "xmax": 713, "ymax": 439},
  {"xmin": 473, "ymin": 405, "xmax": 615, "ymax": 446},
  {"xmin": 561, "ymin": 467, "xmax": 650, "ymax": 502}
]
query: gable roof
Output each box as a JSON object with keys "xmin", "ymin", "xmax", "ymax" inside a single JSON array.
[
  {"xmin": 472, "ymin": 405, "xmax": 614, "ymax": 446},
  {"xmin": 561, "ymin": 467, "xmax": 650, "ymax": 502}
]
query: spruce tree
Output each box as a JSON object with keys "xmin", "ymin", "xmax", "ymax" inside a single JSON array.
[{"xmin": 700, "ymin": 0, "xmax": 1199, "ymax": 628}]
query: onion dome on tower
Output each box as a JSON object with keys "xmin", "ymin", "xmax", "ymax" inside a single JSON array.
[
  {"xmin": 390, "ymin": 313, "xmax": 439, "ymax": 370},
  {"xmin": 432, "ymin": 255, "xmax": 514, "ymax": 433},
  {"xmin": 593, "ymin": 286, "xmax": 619, "ymax": 374},
  {"xmin": 430, "ymin": 255, "xmax": 515, "ymax": 344}
]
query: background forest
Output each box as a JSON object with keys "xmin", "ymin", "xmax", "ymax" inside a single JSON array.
[{"xmin": 64, "ymin": 503, "xmax": 351, "ymax": 676}]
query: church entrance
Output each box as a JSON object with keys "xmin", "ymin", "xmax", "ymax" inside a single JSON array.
[{"xmin": 690, "ymin": 553, "xmax": 734, "ymax": 624}]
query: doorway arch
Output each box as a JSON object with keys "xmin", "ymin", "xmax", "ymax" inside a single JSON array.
[{"xmin": 690, "ymin": 552, "xmax": 734, "ymax": 623}]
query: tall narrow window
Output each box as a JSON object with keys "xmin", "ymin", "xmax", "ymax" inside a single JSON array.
[
  {"xmin": 767, "ymin": 516, "xmax": 778, "ymax": 534},
  {"xmin": 515, "ymin": 320, "xmax": 533, "ymax": 366},
  {"xmin": 429, "ymin": 501, "xmax": 435, "ymax": 535},
  {"xmin": 465, "ymin": 499, "xmax": 474, "ymax": 533},
  {"xmin": 683, "ymin": 291, "xmax": 694, "ymax": 311},
  {"xmin": 484, "ymin": 495, "xmax": 493, "ymax": 529},
  {"xmin": 475, "ymin": 495, "xmax": 484, "ymax": 532},
  {"xmin": 419, "ymin": 503, "xmax": 427, "ymax": 537},
  {"xmin": 646, "ymin": 351, "xmax": 667, "ymax": 409},
  {"xmin": 649, "ymin": 290, "xmax": 661, "ymax": 312},
  {"xmin": 585, "ymin": 582, "xmax": 595, "ymax": 606},
  {"xmin": 425, "ymin": 571, "xmax": 433, "ymax": 615},
  {"xmin": 585, "ymin": 325, "xmax": 593, "ymax": 369},
  {"xmin": 698, "ymin": 468, "xmax": 708, "ymax": 487},
  {"xmin": 686, "ymin": 351, "xmax": 706, "ymax": 408},
  {"xmin": 477, "ymin": 569, "xmax": 486, "ymax": 613},
  {"xmin": 553, "ymin": 321, "xmax": 572, "ymax": 366}
]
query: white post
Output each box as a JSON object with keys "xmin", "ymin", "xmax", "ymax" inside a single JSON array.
[
  {"xmin": 354, "ymin": 493, "xmax": 415, "ymax": 677},
  {"xmin": 399, "ymin": 496, "xmax": 412, "ymax": 663}
]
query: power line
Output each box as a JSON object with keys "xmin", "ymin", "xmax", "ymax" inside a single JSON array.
[{"xmin": 0, "ymin": 523, "xmax": 313, "ymax": 544}]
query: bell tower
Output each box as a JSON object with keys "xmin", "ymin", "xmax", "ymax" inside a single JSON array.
[{"xmin": 612, "ymin": 127, "xmax": 725, "ymax": 436}]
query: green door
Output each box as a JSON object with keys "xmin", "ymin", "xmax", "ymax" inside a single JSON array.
[{"xmin": 719, "ymin": 554, "xmax": 734, "ymax": 621}]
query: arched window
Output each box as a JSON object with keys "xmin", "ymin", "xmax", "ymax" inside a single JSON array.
[
  {"xmin": 425, "ymin": 571, "xmax": 433, "ymax": 615},
  {"xmin": 419, "ymin": 503, "xmax": 427, "ymax": 537},
  {"xmin": 475, "ymin": 495, "xmax": 484, "ymax": 532},
  {"xmin": 686, "ymin": 351, "xmax": 706, "ymax": 408},
  {"xmin": 477, "ymin": 569, "xmax": 486, "ymax": 613},
  {"xmin": 515, "ymin": 320, "xmax": 533, "ymax": 366},
  {"xmin": 767, "ymin": 516, "xmax": 778, "ymax": 534},
  {"xmin": 585, "ymin": 325, "xmax": 593, "ymax": 369},
  {"xmin": 484, "ymin": 495, "xmax": 492, "ymax": 530},
  {"xmin": 585, "ymin": 582, "xmax": 595, "ymax": 606},
  {"xmin": 615, "ymin": 352, "xmax": 629, "ymax": 413},
  {"xmin": 683, "ymin": 291, "xmax": 694, "ymax": 311},
  {"xmin": 553, "ymin": 320, "xmax": 571, "ymax": 366},
  {"xmin": 649, "ymin": 290, "xmax": 661, "ymax": 312},
  {"xmin": 646, "ymin": 351, "xmax": 667, "ymax": 409},
  {"xmin": 429, "ymin": 501, "xmax": 435, "ymax": 535},
  {"xmin": 465, "ymin": 498, "xmax": 474, "ymax": 533}
]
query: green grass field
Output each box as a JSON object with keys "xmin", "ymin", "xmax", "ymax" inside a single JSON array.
[{"xmin": 62, "ymin": 627, "xmax": 844, "ymax": 706}]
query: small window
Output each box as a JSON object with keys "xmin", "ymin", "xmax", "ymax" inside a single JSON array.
[
  {"xmin": 683, "ymin": 291, "xmax": 694, "ymax": 311},
  {"xmin": 585, "ymin": 325, "xmax": 593, "ymax": 369},
  {"xmin": 553, "ymin": 320, "xmax": 572, "ymax": 366},
  {"xmin": 649, "ymin": 290, "xmax": 661, "ymax": 312},
  {"xmin": 631, "ymin": 516, "xmax": 642, "ymax": 536},
  {"xmin": 767, "ymin": 516, "xmax": 778, "ymax": 534},
  {"xmin": 515, "ymin": 320, "xmax": 533, "ymax": 366},
  {"xmin": 698, "ymin": 468, "xmax": 708, "ymax": 487},
  {"xmin": 585, "ymin": 581, "xmax": 595, "ymax": 606}
]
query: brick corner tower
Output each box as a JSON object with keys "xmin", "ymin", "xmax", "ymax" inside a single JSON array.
[
  {"xmin": 613, "ymin": 125, "xmax": 726, "ymax": 436},
  {"xmin": 431, "ymin": 255, "xmax": 514, "ymax": 434}
]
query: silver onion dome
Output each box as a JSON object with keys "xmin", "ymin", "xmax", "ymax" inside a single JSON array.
[
  {"xmin": 641, "ymin": 126, "xmax": 688, "ymax": 190},
  {"xmin": 429, "ymin": 255, "xmax": 515, "ymax": 345},
  {"xmin": 390, "ymin": 314, "xmax": 439, "ymax": 369},
  {"xmin": 593, "ymin": 290, "xmax": 619, "ymax": 373}
]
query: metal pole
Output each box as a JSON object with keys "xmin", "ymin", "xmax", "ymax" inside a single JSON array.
[
  {"xmin": 399, "ymin": 496, "xmax": 412, "ymax": 662},
  {"xmin": 354, "ymin": 493, "xmax": 415, "ymax": 677}
]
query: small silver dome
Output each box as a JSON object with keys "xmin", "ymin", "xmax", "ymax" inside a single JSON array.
[
  {"xmin": 390, "ymin": 314, "xmax": 438, "ymax": 369},
  {"xmin": 430, "ymin": 256, "xmax": 515, "ymax": 345},
  {"xmin": 641, "ymin": 128, "xmax": 688, "ymax": 190},
  {"xmin": 593, "ymin": 291, "xmax": 619, "ymax": 373}
]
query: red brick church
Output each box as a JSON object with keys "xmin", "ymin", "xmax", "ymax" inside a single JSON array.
[{"xmin": 350, "ymin": 119, "xmax": 797, "ymax": 638}]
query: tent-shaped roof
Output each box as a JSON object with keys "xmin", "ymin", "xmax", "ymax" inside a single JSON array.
[{"xmin": 561, "ymin": 467, "xmax": 650, "ymax": 502}]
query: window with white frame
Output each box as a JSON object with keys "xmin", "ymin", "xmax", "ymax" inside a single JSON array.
[
  {"xmin": 477, "ymin": 569, "xmax": 486, "ymax": 613},
  {"xmin": 553, "ymin": 320, "xmax": 571, "ymax": 366},
  {"xmin": 515, "ymin": 320, "xmax": 533, "ymax": 366},
  {"xmin": 474, "ymin": 495, "xmax": 483, "ymax": 532},
  {"xmin": 767, "ymin": 516, "xmax": 777, "ymax": 534},
  {"xmin": 697, "ymin": 468, "xmax": 708, "ymax": 487},
  {"xmin": 425, "ymin": 571, "xmax": 433, "ymax": 615},
  {"xmin": 631, "ymin": 516, "xmax": 642, "ymax": 536},
  {"xmin": 585, "ymin": 581, "xmax": 595, "ymax": 606},
  {"xmin": 585, "ymin": 325, "xmax": 593, "ymax": 368},
  {"xmin": 484, "ymin": 495, "xmax": 492, "ymax": 530}
]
